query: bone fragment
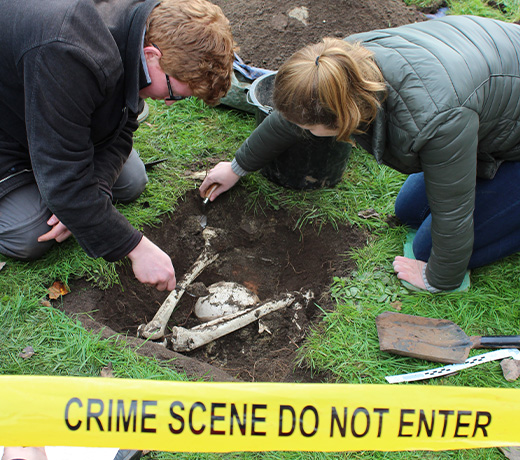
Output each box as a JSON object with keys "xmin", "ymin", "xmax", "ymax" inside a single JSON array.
[
  {"xmin": 184, "ymin": 171, "xmax": 208, "ymax": 181},
  {"xmin": 170, "ymin": 293, "xmax": 295, "ymax": 352},
  {"xmin": 138, "ymin": 228, "xmax": 221, "ymax": 340},
  {"xmin": 194, "ymin": 281, "xmax": 259, "ymax": 321}
]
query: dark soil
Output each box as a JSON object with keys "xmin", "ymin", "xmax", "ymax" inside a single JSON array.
[
  {"xmin": 61, "ymin": 188, "xmax": 367, "ymax": 382},
  {"xmin": 59, "ymin": 0, "xmax": 425, "ymax": 382},
  {"xmin": 212, "ymin": 0, "xmax": 425, "ymax": 70}
]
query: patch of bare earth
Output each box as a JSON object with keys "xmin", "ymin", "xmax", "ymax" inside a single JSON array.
[
  {"xmin": 212, "ymin": 0, "xmax": 424, "ymax": 70},
  {"xmin": 60, "ymin": 188, "xmax": 367, "ymax": 382}
]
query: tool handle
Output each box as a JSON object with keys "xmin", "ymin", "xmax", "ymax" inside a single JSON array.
[
  {"xmin": 203, "ymin": 183, "xmax": 219, "ymax": 202},
  {"xmin": 472, "ymin": 335, "xmax": 520, "ymax": 349}
]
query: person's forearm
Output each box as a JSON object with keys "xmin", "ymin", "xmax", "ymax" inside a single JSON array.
[{"xmin": 234, "ymin": 110, "xmax": 303, "ymax": 171}]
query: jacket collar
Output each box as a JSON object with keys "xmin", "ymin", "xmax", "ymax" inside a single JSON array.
[
  {"xmin": 353, "ymin": 102, "xmax": 387, "ymax": 164},
  {"xmin": 124, "ymin": 0, "xmax": 159, "ymax": 113}
]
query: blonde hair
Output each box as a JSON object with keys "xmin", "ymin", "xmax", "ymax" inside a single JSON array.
[
  {"xmin": 273, "ymin": 38, "xmax": 386, "ymax": 142},
  {"xmin": 145, "ymin": 0, "xmax": 235, "ymax": 106}
]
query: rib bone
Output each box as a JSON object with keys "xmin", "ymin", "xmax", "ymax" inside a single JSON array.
[{"xmin": 170, "ymin": 293, "xmax": 295, "ymax": 352}]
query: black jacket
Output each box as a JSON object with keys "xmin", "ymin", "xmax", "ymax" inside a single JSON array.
[{"xmin": 0, "ymin": 0, "xmax": 158, "ymax": 261}]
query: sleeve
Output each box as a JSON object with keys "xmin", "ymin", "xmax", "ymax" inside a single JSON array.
[
  {"xmin": 416, "ymin": 107, "xmax": 479, "ymax": 290},
  {"xmin": 234, "ymin": 110, "xmax": 306, "ymax": 172},
  {"xmin": 94, "ymin": 110, "xmax": 140, "ymax": 198},
  {"xmin": 23, "ymin": 42, "xmax": 142, "ymax": 261}
]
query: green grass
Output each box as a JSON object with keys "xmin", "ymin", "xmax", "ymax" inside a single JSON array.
[
  {"xmin": 448, "ymin": 0, "xmax": 520, "ymax": 21},
  {"xmin": 0, "ymin": 292, "xmax": 190, "ymax": 380},
  {"xmin": 403, "ymin": 0, "xmax": 520, "ymax": 21},
  {"xmin": 1, "ymin": 3, "xmax": 519, "ymax": 459}
]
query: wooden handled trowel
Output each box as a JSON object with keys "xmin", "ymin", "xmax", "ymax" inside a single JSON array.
[
  {"xmin": 376, "ymin": 311, "xmax": 520, "ymax": 364},
  {"xmin": 199, "ymin": 183, "xmax": 218, "ymax": 229}
]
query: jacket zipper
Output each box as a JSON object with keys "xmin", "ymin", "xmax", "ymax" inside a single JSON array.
[{"xmin": 0, "ymin": 168, "xmax": 32, "ymax": 184}]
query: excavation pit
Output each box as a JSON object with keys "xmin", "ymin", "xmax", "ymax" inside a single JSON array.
[{"xmin": 60, "ymin": 188, "xmax": 366, "ymax": 382}]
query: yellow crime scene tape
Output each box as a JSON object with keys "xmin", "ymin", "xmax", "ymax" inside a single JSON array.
[{"xmin": 1, "ymin": 376, "xmax": 519, "ymax": 452}]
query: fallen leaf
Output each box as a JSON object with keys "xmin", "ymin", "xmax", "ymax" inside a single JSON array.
[
  {"xmin": 48, "ymin": 281, "xmax": 70, "ymax": 299},
  {"xmin": 40, "ymin": 299, "xmax": 52, "ymax": 307},
  {"xmin": 501, "ymin": 359, "xmax": 520, "ymax": 382},
  {"xmin": 390, "ymin": 300, "xmax": 402, "ymax": 311},
  {"xmin": 100, "ymin": 362, "xmax": 115, "ymax": 378},
  {"xmin": 19, "ymin": 346, "xmax": 35, "ymax": 359},
  {"xmin": 358, "ymin": 208, "xmax": 381, "ymax": 219}
]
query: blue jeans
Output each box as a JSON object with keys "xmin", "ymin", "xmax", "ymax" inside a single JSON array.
[{"xmin": 395, "ymin": 161, "xmax": 520, "ymax": 269}]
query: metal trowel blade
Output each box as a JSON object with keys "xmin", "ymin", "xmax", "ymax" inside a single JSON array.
[
  {"xmin": 199, "ymin": 183, "xmax": 218, "ymax": 228},
  {"xmin": 198, "ymin": 214, "xmax": 208, "ymax": 229}
]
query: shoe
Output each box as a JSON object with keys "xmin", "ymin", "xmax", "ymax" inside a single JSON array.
[{"xmin": 137, "ymin": 100, "xmax": 149, "ymax": 123}]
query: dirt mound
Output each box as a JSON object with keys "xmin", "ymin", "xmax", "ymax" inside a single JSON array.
[{"xmin": 213, "ymin": 0, "xmax": 424, "ymax": 69}]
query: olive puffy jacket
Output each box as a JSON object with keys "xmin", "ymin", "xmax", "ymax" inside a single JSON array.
[{"xmin": 234, "ymin": 16, "xmax": 520, "ymax": 290}]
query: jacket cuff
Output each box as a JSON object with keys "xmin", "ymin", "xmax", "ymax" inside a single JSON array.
[
  {"xmin": 422, "ymin": 264, "xmax": 442, "ymax": 293},
  {"xmin": 102, "ymin": 231, "xmax": 143, "ymax": 262},
  {"xmin": 231, "ymin": 158, "xmax": 250, "ymax": 177}
]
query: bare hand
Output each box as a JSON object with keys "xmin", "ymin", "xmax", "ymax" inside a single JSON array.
[
  {"xmin": 37, "ymin": 214, "xmax": 72, "ymax": 243},
  {"xmin": 199, "ymin": 161, "xmax": 240, "ymax": 202},
  {"xmin": 127, "ymin": 236, "xmax": 176, "ymax": 291},
  {"xmin": 393, "ymin": 256, "xmax": 426, "ymax": 291}
]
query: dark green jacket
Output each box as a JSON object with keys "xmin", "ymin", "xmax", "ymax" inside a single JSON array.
[{"xmin": 234, "ymin": 16, "xmax": 520, "ymax": 290}]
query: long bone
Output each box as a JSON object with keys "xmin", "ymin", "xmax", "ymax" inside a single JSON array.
[
  {"xmin": 170, "ymin": 293, "xmax": 295, "ymax": 352},
  {"xmin": 137, "ymin": 227, "xmax": 221, "ymax": 341}
]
